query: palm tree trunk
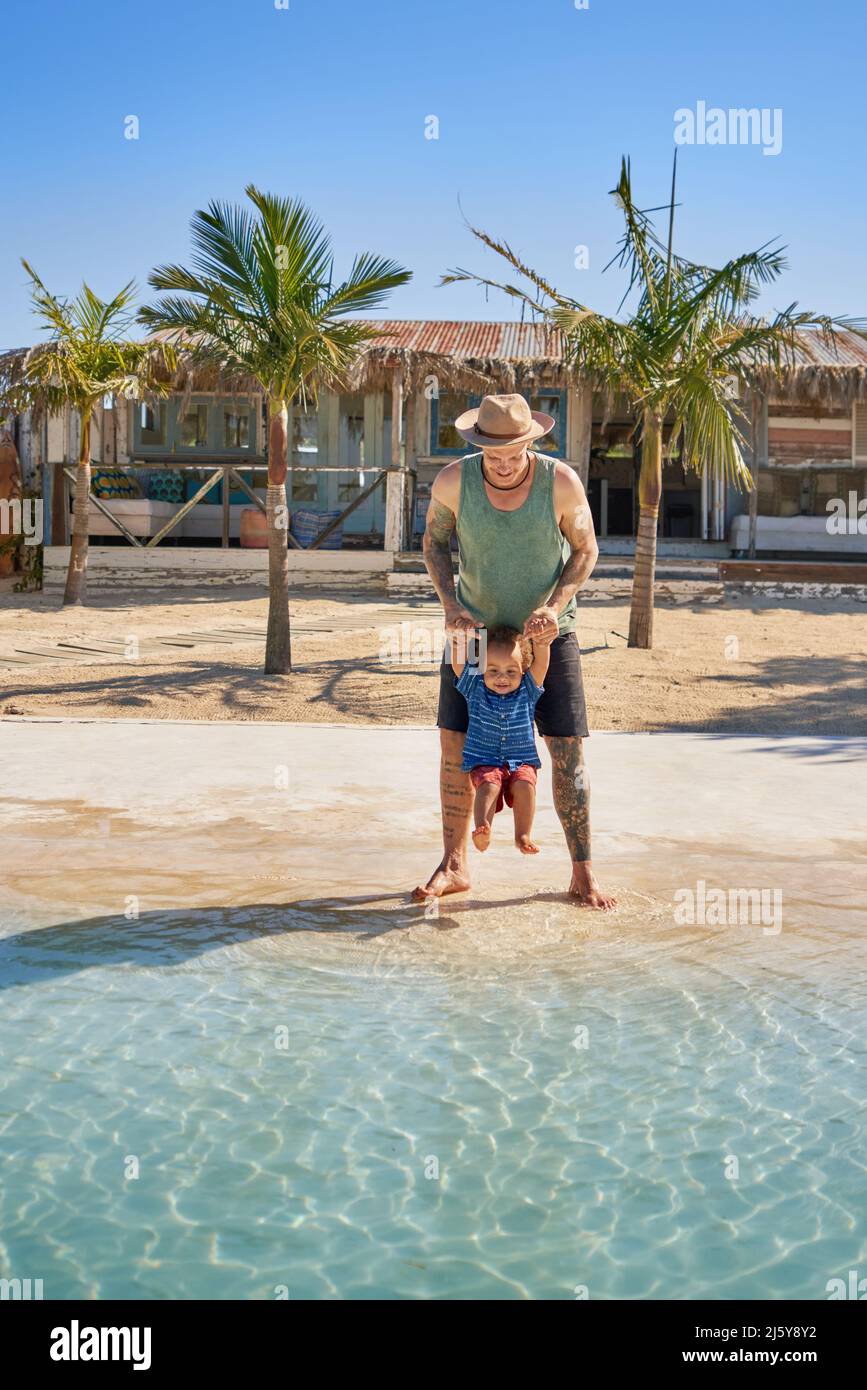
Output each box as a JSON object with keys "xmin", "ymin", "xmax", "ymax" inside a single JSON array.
[
  {"xmin": 265, "ymin": 398, "xmax": 292, "ymax": 674},
  {"xmin": 63, "ymin": 407, "xmax": 92, "ymax": 607},
  {"xmin": 628, "ymin": 408, "xmax": 663, "ymax": 649}
]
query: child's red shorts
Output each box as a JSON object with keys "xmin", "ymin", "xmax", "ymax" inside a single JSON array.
[{"xmin": 469, "ymin": 762, "xmax": 537, "ymax": 815}]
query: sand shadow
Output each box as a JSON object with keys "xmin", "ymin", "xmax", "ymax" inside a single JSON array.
[
  {"xmin": 645, "ymin": 654, "xmax": 867, "ymax": 737},
  {"xmin": 0, "ymin": 654, "xmax": 444, "ymax": 721}
]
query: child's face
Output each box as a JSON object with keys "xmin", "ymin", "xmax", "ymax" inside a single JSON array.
[{"xmin": 483, "ymin": 642, "xmax": 524, "ymax": 694}]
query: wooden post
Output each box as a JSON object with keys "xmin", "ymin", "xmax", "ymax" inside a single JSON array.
[
  {"xmin": 570, "ymin": 380, "xmax": 593, "ymax": 488},
  {"xmin": 324, "ymin": 389, "xmax": 340, "ymax": 507},
  {"xmin": 65, "ymin": 407, "xmax": 80, "ymax": 551},
  {"xmin": 116, "ymin": 397, "xmax": 130, "ymax": 463},
  {"xmin": 700, "ymin": 468, "xmax": 709, "ymax": 540},
  {"xmin": 712, "ymin": 472, "xmax": 724, "ymax": 542},
  {"xmin": 34, "ymin": 414, "xmax": 51, "ymax": 546},
  {"xmin": 402, "ymin": 387, "xmax": 416, "ymax": 548},
  {"xmin": 48, "ymin": 411, "xmax": 68, "ymax": 546},
  {"xmin": 384, "ymin": 368, "xmax": 404, "ymax": 554},
  {"xmin": 749, "ymin": 390, "xmax": 767, "ymax": 560},
  {"xmin": 222, "ymin": 465, "xmax": 231, "ymax": 547},
  {"xmin": 104, "ymin": 398, "xmax": 118, "ymax": 467}
]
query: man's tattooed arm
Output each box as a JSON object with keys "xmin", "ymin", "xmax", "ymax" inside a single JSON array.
[
  {"xmin": 548, "ymin": 470, "xmax": 599, "ymax": 614},
  {"xmin": 422, "ymin": 499, "xmax": 459, "ymax": 611}
]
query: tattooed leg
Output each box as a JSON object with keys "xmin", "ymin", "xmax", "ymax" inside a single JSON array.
[
  {"xmin": 545, "ymin": 735, "xmax": 616, "ymax": 910},
  {"xmin": 411, "ymin": 729, "xmax": 473, "ymax": 899}
]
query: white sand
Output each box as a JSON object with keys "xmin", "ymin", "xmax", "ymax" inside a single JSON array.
[
  {"xmin": 1, "ymin": 581, "xmax": 866, "ymax": 734},
  {"xmin": 4, "ymin": 720, "xmax": 865, "ymax": 958}
]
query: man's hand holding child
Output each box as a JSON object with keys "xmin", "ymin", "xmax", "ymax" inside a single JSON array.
[
  {"xmin": 444, "ymin": 601, "xmax": 482, "ymax": 635},
  {"xmin": 523, "ymin": 605, "xmax": 559, "ymax": 645}
]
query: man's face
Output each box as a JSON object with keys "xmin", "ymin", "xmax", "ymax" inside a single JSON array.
[{"xmin": 482, "ymin": 444, "xmax": 529, "ymax": 479}]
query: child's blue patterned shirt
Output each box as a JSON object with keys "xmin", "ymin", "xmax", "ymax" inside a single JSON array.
[{"xmin": 456, "ymin": 664, "xmax": 544, "ymax": 773}]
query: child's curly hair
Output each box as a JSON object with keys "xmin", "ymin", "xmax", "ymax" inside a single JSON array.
[{"xmin": 484, "ymin": 624, "xmax": 533, "ymax": 671}]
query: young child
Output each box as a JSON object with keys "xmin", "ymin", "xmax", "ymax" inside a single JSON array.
[{"xmin": 450, "ymin": 624, "xmax": 551, "ymax": 855}]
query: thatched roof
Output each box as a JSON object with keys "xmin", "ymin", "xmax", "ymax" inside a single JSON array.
[
  {"xmin": 749, "ymin": 327, "xmax": 867, "ymax": 406},
  {"xmin": 4, "ymin": 321, "xmax": 867, "ymax": 412},
  {"xmin": 0, "ymin": 346, "xmax": 30, "ymax": 412},
  {"xmin": 0, "ymin": 332, "xmax": 496, "ymax": 409},
  {"xmin": 0, "ymin": 338, "xmax": 261, "ymax": 420}
]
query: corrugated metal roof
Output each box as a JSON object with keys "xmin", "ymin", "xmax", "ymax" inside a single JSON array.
[
  {"xmin": 361, "ymin": 320, "xmax": 563, "ymax": 359},
  {"xmin": 361, "ymin": 320, "xmax": 867, "ymax": 369},
  {"xmin": 787, "ymin": 326, "xmax": 867, "ymax": 369}
]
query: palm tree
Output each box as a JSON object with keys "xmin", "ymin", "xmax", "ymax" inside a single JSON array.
[
  {"xmin": 443, "ymin": 156, "xmax": 846, "ymax": 648},
  {"xmin": 12, "ymin": 264, "xmax": 175, "ymax": 606},
  {"xmin": 139, "ymin": 186, "xmax": 411, "ymax": 673}
]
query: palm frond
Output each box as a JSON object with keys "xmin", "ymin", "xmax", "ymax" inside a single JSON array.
[
  {"xmin": 606, "ymin": 157, "xmax": 668, "ymax": 317},
  {"xmin": 671, "ymin": 370, "xmax": 752, "ymax": 487},
  {"xmin": 10, "ymin": 266, "xmax": 176, "ymax": 418},
  {"xmin": 320, "ymin": 253, "xmax": 412, "ymax": 317},
  {"xmin": 439, "ymin": 155, "xmax": 848, "ymax": 484},
  {"xmin": 141, "ymin": 188, "xmax": 409, "ymax": 403}
]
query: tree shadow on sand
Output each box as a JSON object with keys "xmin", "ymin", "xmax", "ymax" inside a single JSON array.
[
  {"xmin": 1, "ymin": 656, "xmax": 446, "ymax": 723},
  {"xmin": 645, "ymin": 653, "xmax": 867, "ymax": 740},
  {"xmin": 2, "ymin": 662, "xmax": 297, "ymax": 713},
  {"xmin": 0, "ymin": 582, "xmax": 271, "ymax": 615}
]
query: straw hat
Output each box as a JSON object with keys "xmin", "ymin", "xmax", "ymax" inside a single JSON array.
[{"xmin": 454, "ymin": 393, "xmax": 554, "ymax": 448}]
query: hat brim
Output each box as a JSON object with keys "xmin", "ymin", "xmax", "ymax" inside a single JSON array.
[{"xmin": 454, "ymin": 409, "xmax": 555, "ymax": 448}]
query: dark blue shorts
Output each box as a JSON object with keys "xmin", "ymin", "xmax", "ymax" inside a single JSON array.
[{"xmin": 437, "ymin": 631, "xmax": 590, "ymax": 739}]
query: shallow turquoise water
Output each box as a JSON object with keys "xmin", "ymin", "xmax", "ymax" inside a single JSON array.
[{"xmin": 1, "ymin": 903, "xmax": 865, "ymax": 1300}]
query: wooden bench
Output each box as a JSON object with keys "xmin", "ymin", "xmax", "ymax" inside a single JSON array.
[{"xmin": 720, "ymin": 560, "xmax": 867, "ymax": 584}]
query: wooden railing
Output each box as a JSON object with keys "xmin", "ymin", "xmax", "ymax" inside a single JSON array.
[{"xmin": 64, "ymin": 458, "xmax": 413, "ymax": 550}]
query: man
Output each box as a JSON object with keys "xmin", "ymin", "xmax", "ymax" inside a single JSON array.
[{"xmin": 412, "ymin": 392, "xmax": 615, "ymax": 910}]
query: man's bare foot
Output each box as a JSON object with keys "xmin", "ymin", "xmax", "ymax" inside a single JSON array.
[
  {"xmin": 411, "ymin": 860, "xmax": 472, "ymax": 900},
  {"xmin": 472, "ymin": 822, "xmax": 492, "ymax": 852},
  {"xmin": 516, "ymin": 834, "xmax": 539, "ymax": 855},
  {"xmin": 568, "ymin": 862, "xmax": 617, "ymax": 910}
]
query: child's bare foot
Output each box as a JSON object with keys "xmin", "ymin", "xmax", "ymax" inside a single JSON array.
[
  {"xmin": 516, "ymin": 834, "xmax": 540, "ymax": 855},
  {"xmin": 472, "ymin": 821, "xmax": 492, "ymax": 852}
]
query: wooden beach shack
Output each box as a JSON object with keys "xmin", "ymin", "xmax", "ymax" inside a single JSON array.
[{"xmin": 3, "ymin": 319, "xmax": 867, "ymax": 589}]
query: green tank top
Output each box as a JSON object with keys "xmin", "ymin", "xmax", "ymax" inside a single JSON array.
[{"xmin": 455, "ymin": 451, "xmax": 577, "ymax": 635}]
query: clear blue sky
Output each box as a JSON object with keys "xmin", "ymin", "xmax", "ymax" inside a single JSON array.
[{"xmin": 2, "ymin": 0, "xmax": 865, "ymax": 345}]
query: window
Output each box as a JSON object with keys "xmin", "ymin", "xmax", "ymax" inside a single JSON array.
[
  {"xmin": 529, "ymin": 391, "xmax": 566, "ymax": 457},
  {"xmin": 853, "ymin": 404, "xmax": 867, "ymax": 464},
  {"xmin": 179, "ymin": 404, "xmax": 208, "ymax": 449},
  {"xmin": 140, "ymin": 403, "xmax": 166, "ymax": 447},
  {"xmin": 133, "ymin": 396, "xmax": 259, "ymax": 456},
  {"xmin": 223, "ymin": 408, "xmax": 251, "ymax": 450},
  {"xmin": 290, "ymin": 408, "xmax": 319, "ymax": 501},
  {"xmin": 431, "ymin": 392, "xmax": 475, "ymax": 454},
  {"xmin": 759, "ymin": 471, "xmax": 802, "ymax": 518},
  {"xmin": 429, "ymin": 389, "xmax": 567, "ymax": 456},
  {"xmin": 813, "ymin": 470, "xmax": 840, "ymax": 516},
  {"xmin": 757, "ymin": 470, "xmax": 776, "ymax": 516},
  {"xmin": 337, "ymin": 476, "xmax": 361, "ymax": 502},
  {"xmin": 338, "ymin": 407, "xmax": 366, "ymax": 502}
]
